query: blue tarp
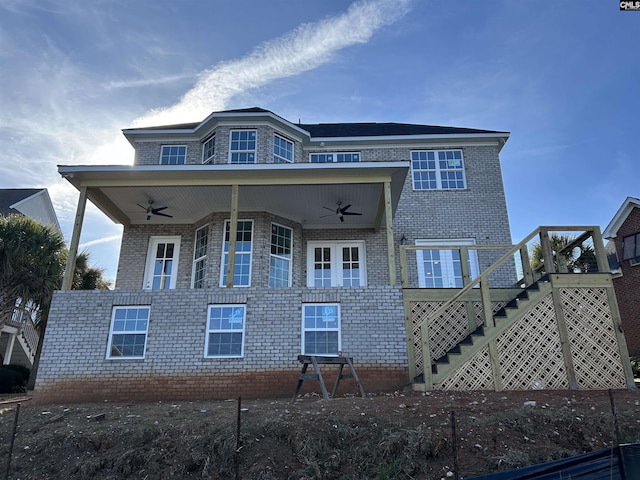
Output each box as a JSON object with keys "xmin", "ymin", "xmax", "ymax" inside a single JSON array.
[{"xmin": 468, "ymin": 443, "xmax": 640, "ymax": 480}]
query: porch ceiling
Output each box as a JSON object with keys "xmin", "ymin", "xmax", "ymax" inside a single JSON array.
[{"xmin": 59, "ymin": 162, "xmax": 409, "ymax": 229}]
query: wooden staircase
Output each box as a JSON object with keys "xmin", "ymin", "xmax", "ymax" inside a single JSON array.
[
  {"xmin": 428, "ymin": 278, "xmax": 552, "ymax": 384},
  {"xmin": 401, "ymin": 226, "xmax": 637, "ymax": 392}
]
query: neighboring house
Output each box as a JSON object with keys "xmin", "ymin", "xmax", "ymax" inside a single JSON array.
[
  {"xmin": 604, "ymin": 196, "xmax": 640, "ymax": 357},
  {"xmin": 0, "ymin": 188, "xmax": 61, "ymax": 368},
  {"xmin": 33, "ymin": 108, "xmax": 634, "ymax": 403}
]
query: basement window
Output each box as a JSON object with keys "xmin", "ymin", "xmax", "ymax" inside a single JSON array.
[{"xmin": 107, "ymin": 306, "xmax": 150, "ymax": 359}]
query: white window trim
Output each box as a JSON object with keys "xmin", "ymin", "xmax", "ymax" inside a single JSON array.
[
  {"xmin": 306, "ymin": 241, "xmax": 367, "ymax": 287},
  {"xmin": 191, "ymin": 225, "xmax": 209, "ymax": 288},
  {"xmin": 159, "ymin": 145, "xmax": 187, "ymax": 165},
  {"xmin": 202, "ymin": 134, "xmax": 215, "ymax": 164},
  {"xmin": 301, "ymin": 303, "xmax": 342, "ymax": 356},
  {"xmin": 415, "ymin": 238, "xmax": 479, "ymax": 288},
  {"xmin": 309, "ymin": 152, "xmax": 361, "ymax": 163},
  {"xmin": 273, "ymin": 133, "xmax": 294, "ymax": 163},
  {"xmin": 219, "ymin": 219, "xmax": 254, "ymax": 287},
  {"xmin": 143, "ymin": 236, "xmax": 181, "ymax": 290},
  {"xmin": 204, "ymin": 304, "xmax": 246, "ymax": 358},
  {"xmin": 269, "ymin": 222, "xmax": 293, "ymax": 287},
  {"xmin": 106, "ymin": 306, "xmax": 150, "ymax": 360},
  {"xmin": 411, "ymin": 149, "xmax": 466, "ymax": 190},
  {"xmin": 228, "ymin": 129, "xmax": 257, "ymax": 164}
]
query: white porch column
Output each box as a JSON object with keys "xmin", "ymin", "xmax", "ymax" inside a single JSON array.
[
  {"xmin": 62, "ymin": 186, "xmax": 88, "ymax": 290},
  {"xmin": 225, "ymin": 184, "xmax": 240, "ymax": 288},
  {"xmin": 3, "ymin": 332, "xmax": 16, "ymax": 365}
]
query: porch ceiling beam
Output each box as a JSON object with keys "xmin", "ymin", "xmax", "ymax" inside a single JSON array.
[
  {"xmin": 75, "ymin": 174, "xmax": 394, "ymax": 188},
  {"xmin": 87, "ymin": 188, "xmax": 130, "ymax": 227}
]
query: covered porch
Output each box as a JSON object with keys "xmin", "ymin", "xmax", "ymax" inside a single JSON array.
[{"xmin": 58, "ymin": 162, "xmax": 409, "ymax": 291}]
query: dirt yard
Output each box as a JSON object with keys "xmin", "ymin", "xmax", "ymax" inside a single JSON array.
[{"xmin": 1, "ymin": 389, "xmax": 639, "ymax": 479}]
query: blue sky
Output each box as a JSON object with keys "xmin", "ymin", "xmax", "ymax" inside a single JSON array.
[{"xmin": 0, "ymin": 0, "xmax": 638, "ymax": 283}]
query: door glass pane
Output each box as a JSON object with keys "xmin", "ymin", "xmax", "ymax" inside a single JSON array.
[{"xmin": 313, "ymin": 247, "xmax": 332, "ymax": 287}]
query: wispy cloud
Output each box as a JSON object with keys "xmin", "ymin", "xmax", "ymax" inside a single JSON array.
[
  {"xmin": 134, "ymin": 0, "xmax": 413, "ymax": 126},
  {"xmin": 79, "ymin": 234, "xmax": 123, "ymax": 249},
  {"xmin": 103, "ymin": 73, "xmax": 198, "ymax": 91}
]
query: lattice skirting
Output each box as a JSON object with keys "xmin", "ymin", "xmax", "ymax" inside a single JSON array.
[
  {"xmin": 496, "ymin": 294, "xmax": 569, "ymax": 390},
  {"xmin": 410, "ymin": 300, "xmax": 509, "ymax": 377},
  {"xmin": 423, "ymin": 287, "xmax": 627, "ymax": 391},
  {"xmin": 561, "ymin": 288, "xmax": 626, "ymax": 389},
  {"xmin": 437, "ymin": 346, "xmax": 495, "ymax": 390}
]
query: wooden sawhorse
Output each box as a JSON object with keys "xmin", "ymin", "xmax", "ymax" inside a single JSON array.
[{"xmin": 291, "ymin": 355, "xmax": 366, "ymax": 401}]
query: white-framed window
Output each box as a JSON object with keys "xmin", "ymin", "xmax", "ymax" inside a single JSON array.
[
  {"xmin": 220, "ymin": 220, "xmax": 253, "ymax": 287},
  {"xmin": 202, "ymin": 135, "xmax": 215, "ymax": 164},
  {"xmin": 229, "ymin": 130, "xmax": 257, "ymax": 164},
  {"xmin": 622, "ymin": 232, "xmax": 640, "ymax": 265},
  {"xmin": 302, "ymin": 304, "xmax": 341, "ymax": 356},
  {"xmin": 309, "ymin": 152, "xmax": 360, "ymax": 163},
  {"xmin": 411, "ymin": 150, "xmax": 466, "ymax": 190},
  {"xmin": 160, "ymin": 145, "xmax": 187, "ymax": 165},
  {"xmin": 143, "ymin": 236, "xmax": 181, "ymax": 290},
  {"xmin": 307, "ymin": 241, "xmax": 366, "ymax": 287},
  {"xmin": 107, "ymin": 306, "xmax": 150, "ymax": 359},
  {"xmin": 274, "ymin": 134, "xmax": 294, "ymax": 163},
  {"xmin": 205, "ymin": 304, "xmax": 246, "ymax": 358},
  {"xmin": 269, "ymin": 223, "xmax": 292, "ymax": 287},
  {"xmin": 416, "ymin": 239, "xmax": 479, "ymax": 288},
  {"xmin": 192, "ymin": 225, "xmax": 209, "ymax": 288}
]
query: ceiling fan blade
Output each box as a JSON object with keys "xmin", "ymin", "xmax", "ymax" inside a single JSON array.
[
  {"xmin": 340, "ymin": 204, "xmax": 352, "ymax": 213},
  {"xmin": 339, "ymin": 216, "xmax": 345, "ymax": 223},
  {"xmin": 322, "ymin": 206, "xmax": 336, "ymax": 213},
  {"xmin": 152, "ymin": 206, "xmax": 168, "ymax": 213},
  {"xmin": 153, "ymin": 212, "xmax": 173, "ymax": 218},
  {"xmin": 137, "ymin": 204, "xmax": 148, "ymax": 210},
  {"xmin": 342, "ymin": 212, "xmax": 362, "ymax": 216},
  {"xmin": 320, "ymin": 213, "xmax": 335, "ymax": 218}
]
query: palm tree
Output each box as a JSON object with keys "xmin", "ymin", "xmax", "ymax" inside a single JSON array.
[
  {"xmin": 530, "ymin": 233, "xmax": 597, "ymax": 274},
  {"xmin": 0, "ymin": 214, "xmax": 66, "ymax": 328},
  {"xmin": 73, "ymin": 251, "xmax": 111, "ymax": 290}
]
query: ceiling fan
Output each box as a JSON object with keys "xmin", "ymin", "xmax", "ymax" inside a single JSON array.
[
  {"xmin": 137, "ymin": 200, "xmax": 173, "ymax": 221},
  {"xmin": 321, "ymin": 201, "xmax": 362, "ymax": 223}
]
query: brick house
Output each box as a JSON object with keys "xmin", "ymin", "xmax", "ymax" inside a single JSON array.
[
  {"xmin": 604, "ymin": 196, "xmax": 640, "ymax": 357},
  {"xmin": 34, "ymin": 108, "xmax": 634, "ymax": 402}
]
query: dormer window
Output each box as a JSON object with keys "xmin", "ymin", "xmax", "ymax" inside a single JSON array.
[
  {"xmin": 274, "ymin": 134, "xmax": 294, "ymax": 163},
  {"xmin": 160, "ymin": 145, "xmax": 187, "ymax": 165},
  {"xmin": 202, "ymin": 135, "xmax": 215, "ymax": 164},
  {"xmin": 310, "ymin": 152, "xmax": 360, "ymax": 163},
  {"xmin": 229, "ymin": 130, "xmax": 256, "ymax": 164}
]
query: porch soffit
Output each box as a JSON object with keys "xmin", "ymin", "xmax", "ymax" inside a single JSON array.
[{"xmin": 58, "ymin": 162, "xmax": 409, "ymax": 229}]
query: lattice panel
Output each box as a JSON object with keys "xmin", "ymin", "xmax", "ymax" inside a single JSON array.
[
  {"xmin": 560, "ymin": 288, "xmax": 626, "ymax": 389},
  {"xmin": 436, "ymin": 346, "xmax": 494, "ymax": 391},
  {"xmin": 473, "ymin": 301, "xmax": 507, "ymax": 328},
  {"xmin": 410, "ymin": 301, "xmax": 470, "ymax": 376},
  {"xmin": 496, "ymin": 294, "xmax": 569, "ymax": 390}
]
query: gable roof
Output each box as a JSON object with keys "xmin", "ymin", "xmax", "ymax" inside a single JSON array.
[
  {"xmin": 0, "ymin": 188, "xmax": 44, "ymax": 215},
  {"xmin": 603, "ymin": 196, "xmax": 640, "ymax": 239},
  {"xmin": 0, "ymin": 188, "xmax": 61, "ymax": 232}
]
